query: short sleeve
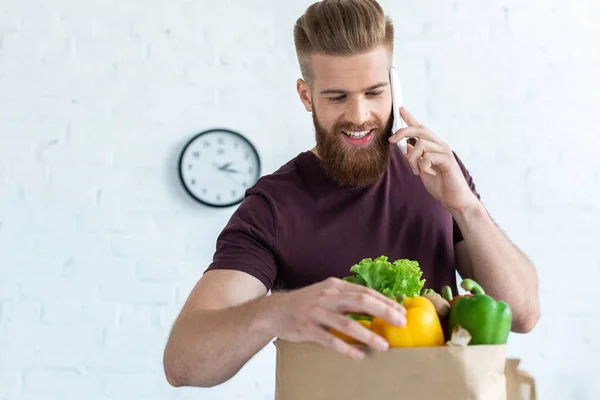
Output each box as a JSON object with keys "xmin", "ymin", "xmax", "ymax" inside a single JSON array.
[
  {"xmin": 204, "ymin": 193, "xmax": 278, "ymax": 291},
  {"xmin": 452, "ymin": 152, "xmax": 481, "ymax": 244}
]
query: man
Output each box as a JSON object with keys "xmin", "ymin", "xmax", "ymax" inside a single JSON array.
[{"xmin": 163, "ymin": 0, "xmax": 540, "ymax": 388}]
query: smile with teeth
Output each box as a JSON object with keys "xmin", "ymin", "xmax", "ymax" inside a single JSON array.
[{"xmin": 343, "ymin": 129, "xmax": 372, "ymax": 139}]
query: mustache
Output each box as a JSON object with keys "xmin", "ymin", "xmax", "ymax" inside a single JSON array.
[{"xmin": 333, "ymin": 121, "xmax": 382, "ymax": 132}]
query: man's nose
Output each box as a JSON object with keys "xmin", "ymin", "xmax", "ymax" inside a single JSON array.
[{"xmin": 346, "ymin": 98, "xmax": 370, "ymax": 127}]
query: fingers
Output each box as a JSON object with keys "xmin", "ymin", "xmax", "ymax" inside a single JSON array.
[
  {"xmin": 418, "ymin": 154, "xmax": 437, "ymax": 176},
  {"xmin": 418, "ymin": 152, "xmax": 453, "ymax": 176},
  {"xmin": 323, "ymin": 291, "xmax": 407, "ymax": 327},
  {"xmin": 399, "ymin": 106, "xmax": 422, "ymax": 128},
  {"xmin": 406, "ymin": 139, "xmax": 448, "ymax": 175},
  {"xmin": 389, "ymin": 126, "xmax": 441, "ymax": 145},
  {"xmin": 336, "ymin": 279, "xmax": 406, "ymax": 314},
  {"xmin": 308, "ymin": 325, "xmax": 366, "ymax": 360},
  {"xmin": 321, "ymin": 311, "xmax": 389, "ymax": 352}
]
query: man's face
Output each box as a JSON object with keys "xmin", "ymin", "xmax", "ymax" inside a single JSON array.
[{"xmin": 301, "ymin": 45, "xmax": 394, "ymax": 187}]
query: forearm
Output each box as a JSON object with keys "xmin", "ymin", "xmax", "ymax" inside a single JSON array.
[
  {"xmin": 163, "ymin": 295, "xmax": 276, "ymax": 388},
  {"xmin": 451, "ymin": 202, "xmax": 540, "ymax": 333}
]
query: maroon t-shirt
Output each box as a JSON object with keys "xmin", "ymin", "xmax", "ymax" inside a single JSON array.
[{"xmin": 205, "ymin": 146, "xmax": 479, "ymax": 295}]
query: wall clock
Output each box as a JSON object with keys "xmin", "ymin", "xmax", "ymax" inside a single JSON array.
[{"xmin": 178, "ymin": 128, "xmax": 262, "ymax": 208}]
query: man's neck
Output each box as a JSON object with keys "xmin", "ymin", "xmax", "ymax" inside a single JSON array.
[{"xmin": 310, "ymin": 146, "xmax": 320, "ymax": 158}]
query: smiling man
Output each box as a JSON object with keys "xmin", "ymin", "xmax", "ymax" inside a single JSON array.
[{"xmin": 163, "ymin": 0, "xmax": 541, "ymax": 388}]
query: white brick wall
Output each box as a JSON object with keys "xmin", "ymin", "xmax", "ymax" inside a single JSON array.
[{"xmin": 1, "ymin": 0, "xmax": 599, "ymax": 399}]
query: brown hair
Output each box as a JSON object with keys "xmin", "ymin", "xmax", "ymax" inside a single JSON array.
[{"xmin": 293, "ymin": 0, "xmax": 394, "ymax": 85}]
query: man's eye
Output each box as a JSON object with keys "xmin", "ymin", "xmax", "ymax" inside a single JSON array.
[
  {"xmin": 367, "ymin": 91, "xmax": 384, "ymax": 97},
  {"xmin": 329, "ymin": 95, "xmax": 346, "ymax": 102}
]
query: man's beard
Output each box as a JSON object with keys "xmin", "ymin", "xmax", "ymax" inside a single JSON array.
[{"xmin": 312, "ymin": 110, "xmax": 394, "ymax": 188}]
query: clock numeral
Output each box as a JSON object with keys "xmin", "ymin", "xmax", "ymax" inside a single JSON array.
[
  {"xmin": 234, "ymin": 142, "xmax": 238, "ymax": 149},
  {"xmin": 192, "ymin": 151, "xmax": 200, "ymax": 158},
  {"xmin": 203, "ymin": 141, "xmax": 210, "ymax": 148},
  {"xmin": 216, "ymin": 193, "xmax": 221, "ymax": 202},
  {"xmin": 202, "ymin": 188, "xmax": 207, "ymax": 194},
  {"xmin": 217, "ymin": 137, "xmax": 224, "ymax": 145},
  {"xmin": 242, "ymin": 181, "xmax": 248, "ymax": 187},
  {"xmin": 248, "ymin": 167, "xmax": 253, "ymax": 173},
  {"xmin": 188, "ymin": 164, "xmax": 193, "ymax": 170},
  {"xmin": 190, "ymin": 179, "xmax": 196, "ymax": 185},
  {"xmin": 217, "ymin": 148, "xmax": 225, "ymax": 155},
  {"xmin": 231, "ymin": 189, "xmax": 237, "ymax": 197},
  {"xmin": 244, "ymin": 152, "xmax": 250, "ymax": 160}
]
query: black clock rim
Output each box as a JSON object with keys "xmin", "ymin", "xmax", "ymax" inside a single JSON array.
[{"xmin": 178, "ymin": 128, "xmax": 262, "ymax": 208}]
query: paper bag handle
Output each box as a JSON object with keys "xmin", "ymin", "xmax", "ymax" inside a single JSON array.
[{"xmin": 517, "ymin": 371, "xmax": 536, "ymax": 400}]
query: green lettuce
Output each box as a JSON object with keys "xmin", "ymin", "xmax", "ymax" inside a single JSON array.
[{"xmin": 343, "ymin": 255, "xmax": 425, "ymax": 300}]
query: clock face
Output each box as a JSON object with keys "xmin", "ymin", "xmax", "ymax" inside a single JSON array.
[{"xmin": 179, "ymin": 129, "xmax": 261, "ymax": 207}]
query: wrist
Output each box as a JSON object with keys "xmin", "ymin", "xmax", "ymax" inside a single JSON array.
[
  {"xmin": 252, "ymin": 292, "xmax": 283, "ymax": 339},
  {"xmin": 449, "ymin": 198, "xmax": 486, "ymax": 226}
]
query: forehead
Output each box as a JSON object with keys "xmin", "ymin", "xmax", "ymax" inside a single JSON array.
[{"xmin": 311, "ymin": 45, "xmax": 390, "ymax": 90}]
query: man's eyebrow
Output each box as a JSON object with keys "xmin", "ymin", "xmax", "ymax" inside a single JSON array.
[{"xmin": 320, "ymin": 82, "xmax": 388, "ymax": 95}]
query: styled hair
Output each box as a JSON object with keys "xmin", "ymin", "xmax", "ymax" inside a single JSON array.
[{"xmin": 293, "ymin": 0, "xmax": 394, "ymax": 85}]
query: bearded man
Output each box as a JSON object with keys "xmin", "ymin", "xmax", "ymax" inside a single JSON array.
[{"xmin": 163, "ymin": 0, "xmax": 540, "ymax": 388}]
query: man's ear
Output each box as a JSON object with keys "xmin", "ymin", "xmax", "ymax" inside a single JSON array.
[{"xmin": 296, "ymin": 78, "xmax": 313, "ymax": 112}]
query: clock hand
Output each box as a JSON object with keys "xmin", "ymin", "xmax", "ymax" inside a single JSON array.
[
  {"xmin": 213, "ymin": 161, "xmax": 238, "ymax": 172},
  {"xmin": 213, "ymin": 162, "xmax": 227, "ymax": 170},
  {"xmin": 223, "ymin": 171, "xmax": 240, "ymax": 185}
]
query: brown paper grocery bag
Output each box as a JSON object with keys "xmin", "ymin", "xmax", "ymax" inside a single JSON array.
[
  {"xmin": 505, "ymin": 359, "xmax": 536, "ymax": 400},
  {"xmin": 274, "ymin": 340, "xmax": 507, "ymax": 400}
]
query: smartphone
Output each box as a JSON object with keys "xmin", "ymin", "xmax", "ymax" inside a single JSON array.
[{"xmin": 390, "ymin": 66, "xmax": 408, "ymax": 154}]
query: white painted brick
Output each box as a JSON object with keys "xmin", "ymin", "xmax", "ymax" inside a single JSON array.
[
  {"xmin": 0, "ymin": 371, "xmax": 21, "ymax": 399},
  {"xmin": 117, "ymin": 304, "xmax": 164, "ymax": 328},
  {"xmin": 19, "ymin": 276, "xmax": 97, "ymax": 303},
  {"xmin": 22, "ymin": 369, "xmax": 104, "ymax": 398},
  {"xmin": 98, "ymin": 278, "xmax": 174, "ymax": 306},
  {"xmin": 0, "ymin": 279, "xmax": 19, "ymax": 302},
  {"xmin": 98, "ymin": 168, "xmax": 178, "ymax": 212},
  {"xmin": 103, "ymin": 372, "xmax": 176, "ymax": 398},
  {"xmin": 28, "ymin": 324, "xmax": 105, "ymax": 371},
  {"xmin": 1, "ymin": 209, "xmax": 78, "ymax": 236},
  {"xmin": 0, "ymin": 182, "xmax": 21, "ymax": 209},
  {"xmin": 29, "ymin": 232, "xmax": 110, "ymax": 258},
  {"xmin": 134, "ymin": 261, "xmax": 175, "ymax": 283},
  {"xmin": 112, "ymin": 132, "xmax": 176, "ymax": 169},
  {"xmin": 35, "ymin": 343, "xmax": 105, "ymax": 372},
  {"xmin": 46, "ymin": 163, "xmax": 111, "ymax": 190},
  {"xmin": 0, "ymin": 317, "xmax": 39, "ymax": 370},
  {"xmin": 91, "ymin": 325, "xmax": 168, "ymax": 374},
  {"xmin": 42, "ymin": 304, "xmax": 85, "ymax": 328},
  {"xmin": 528, "ymin": 162, "xmax": 600, "ymax": 208},
  {"xmin": 0, "ymin": 138, "xmax": 38, "ymax": 163},
  {"xmin": 21, "ymin": 185, "xmax": 99, "ymax": 211},
  {"xmin": 37, "ymin": 136, "xmax": 114, "ymax": 166},
  {"xmin": 6, "ymin": 162, "xmax": 50, "ymax": 188},
  {"xmin": 41, "ymin": 302, "xmax": 113, "ymax": 325},
  {"xmin": 0, "ymin": 301, "xmax": 41, "ymax": 324},
  {"xmin": 110, "ymin": 235, "xmax": 185, "ymax": 263},
  {"xmin": 0, "ymin": 230, "xmax": 32, "ymax": 267}
]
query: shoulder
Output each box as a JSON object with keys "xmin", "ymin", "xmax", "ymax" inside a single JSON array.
[
  {"xmin": 245, "ymin": 151, "xmax": 315, "ymax": 201},
  {"xmin": 226, "ymin": 151, "xmax": 312, "ymax": 228}
]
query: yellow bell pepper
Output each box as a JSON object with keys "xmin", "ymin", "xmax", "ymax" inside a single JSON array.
[
  {"xmin": 371, "ymin": 296, "xmax": 445, "ymax": 347},
  {"xmin": 330, "ymin": 320, "xmax": 372, "ymax": 344}
]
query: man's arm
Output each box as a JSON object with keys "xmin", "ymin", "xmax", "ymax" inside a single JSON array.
[
  {"xmin": 163, "ymin": 269, "xmax": 408, "ymax": 388},
  {"xmin": 163, "ymin": 269, "xmax": 274, "ymax": 388},
  {"xmin": 453, "ymin": 204, "xmax": 540, "ymax": 333},
  {"xmin": 389, "ymin": 106, "xmax": 540, "ymax": 334}
]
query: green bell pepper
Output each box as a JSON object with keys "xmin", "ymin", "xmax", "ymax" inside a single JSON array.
[{"xmin": 448, "ymin": 279, "xmax": 512, "ymax": 345}]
